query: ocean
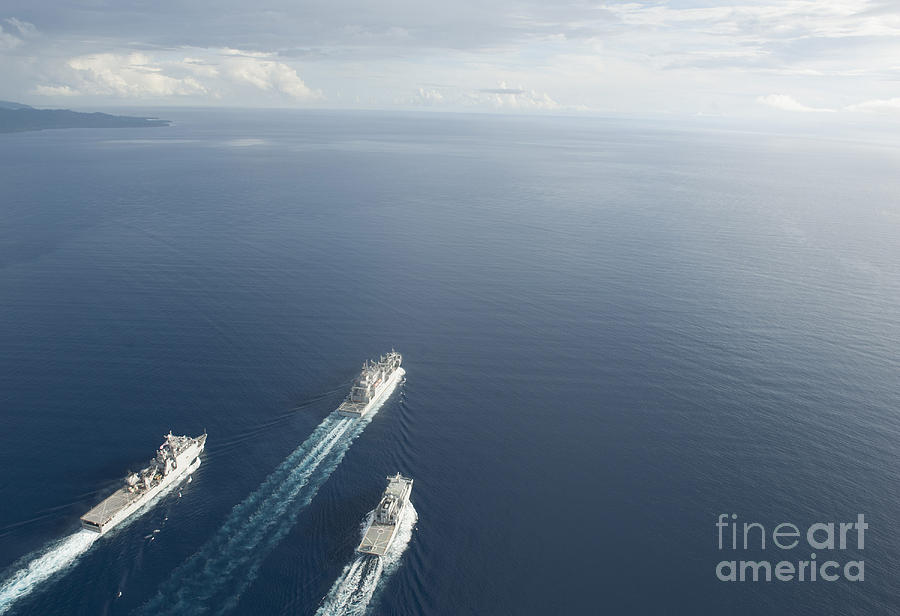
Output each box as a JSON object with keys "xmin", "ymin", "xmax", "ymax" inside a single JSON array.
[{"xmin": 0, "ymin": 109, "xmax": 898, "ymax": 615}]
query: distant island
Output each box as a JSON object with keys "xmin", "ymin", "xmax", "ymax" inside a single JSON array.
[{"xmin": 0, "ymin": 100, "xmax": 170, "ymax": 133}]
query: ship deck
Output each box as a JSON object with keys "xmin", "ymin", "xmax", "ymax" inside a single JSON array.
[
  {"xmin": 81, "ymin": 487, "xmax": 137, "ymax": 527},
  {"xmin": 337, "ymin": 399, "xmax": 367, "ymax": 416},
  {"xmin": 337, "ymin": 367, "xmax": 403, "ymax": 417},
  {"xmin": 358, "ymin": 522, "xmax": 397, "ymax": 556}
]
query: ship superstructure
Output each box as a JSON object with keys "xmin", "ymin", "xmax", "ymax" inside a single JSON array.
[
  {"xmin": 337, "ymin": 351, "xmax": 404, "ymax": 418},
  {"xmin": 357, "ymin": 473, "xmax": 413, "ymax": 556},
  {"xmin": 80, "ymin": 432, "xmax": 206, "ymax": 534}
]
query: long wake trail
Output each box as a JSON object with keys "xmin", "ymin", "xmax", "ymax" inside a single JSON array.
[
  {"xmin": 0, "ymin": 530, "xmax": 98, "ymax": 614},
  {"xmin": 138, "ymin": 409, "xmax": 382, "ymax": 615},
  {"xmin": 0, "ymin": 457, "xmax": 196, "ymax": 615},
  {"xmin": 316, "ymin": 502, "xmax": 417, "ymax": 616}
]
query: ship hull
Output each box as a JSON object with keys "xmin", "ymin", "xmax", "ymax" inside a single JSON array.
[
  {"xmin": 337, "ymin": 366, "xmax": 405, "ymax": 418},
  {"xmin": 81, "ymin": 441, "xmax": 204, "ymax": 535}
]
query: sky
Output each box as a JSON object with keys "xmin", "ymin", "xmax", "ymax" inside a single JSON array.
[{"xmin": 1, "ymin": 0, "xmax": 899, "ymax": 119}]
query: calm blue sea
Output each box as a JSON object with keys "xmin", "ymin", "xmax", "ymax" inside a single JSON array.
[{"xmin": 0, "ymin": 110, "xmax": 898, "ymax": 615}]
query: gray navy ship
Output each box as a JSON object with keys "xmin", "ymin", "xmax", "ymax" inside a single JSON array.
[
  {"xmin": 338, "ymin": 351, "xmax": 404, "ymax": 418},
  {"xmin": 80, "ymin": 432, "xmax": 206, "ymax": 534},
  {"xmin": 357, "ymin": 474, "xmax": 414, "ymax": 556}
]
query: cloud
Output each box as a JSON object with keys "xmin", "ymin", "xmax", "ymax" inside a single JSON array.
[
  {"xmin": 32, "ymin": 84, "xmax": 79, "ymax": 96},
  {"xmin": 411, "ymin": 81, "xmax": 561, "ymax": 111},
  {"xmin": 0, "ymin": 16, "xmax": 36, "ymax": 50},
  {"xmin": 474, "ymin": 82, "xmax": 560, "ymax": 110},
  {"xmin": 29, "ymin": 48, "xmax": 323, "ymax": 104},
  {"xmin": 219, "ymin": 48, "xmax": 274, "ymax": 59},
  {"xmin": 66, "ymin": 53, "xmax": 208, "ymax": 97},
  {"xmin": 607, "ymin": 1, "xmax": 900, "ymax": 40},
  {"xmin": 5, "ymin": 17, "xmax": 35, "ymax": 36},
  {"xmin": 222, "ymin": 56, "xmax": 321, "ymax": 100},
  {"xmin": 757, "ymin": 94, "xmax": 835, "ymax": 113},
  {"xmin": 0, "ymin": 24, "xmax": 22, "ymax": 49},
  {"xmin": 182, "ymin": 57, "xmax": 219, "ymax": 78},
  {"xmin": 479, "ymin": 87, "xmax": 525, "ymax": 95},
  {"xmin": 6, "ymin": 1, "xmax": 900, "ymax": 118},
  {"xmin": 416, "ymin": 87, "xmax": 444, "ymax": 105},
  {"xmin": 845, "ymin": 97, "xmax": 900, "ymax": 113}
]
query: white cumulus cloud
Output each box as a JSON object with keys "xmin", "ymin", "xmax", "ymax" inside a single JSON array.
[
  {"xmin": 182, "ymin": 57, "xmax": 219, "ymax": 78},
  {"xmin": 757, "ymin": 93, "xmax": 835, "ymax": 113},
  {"xmin": 66, "ymin": 53, "xmax": 208, "ymax": 97},
  {"xmin": 416, "ymin": 88, "xmax": 444, "ymax": 105},
  {"xmin": 29, "ymin": 48, "xmax": 324, "ymax": 104},
  {"xmin": 32, "ymin": 84, "xmax": 79, "ymax": 97},
  {"xmin": 845, "ymin": 97, "xmax": 900, "ymax": 113},
  {"xmin": 474, "ymin": 82, "xmax": 561, "ymax": 111},
  {"xmin": 223, "ymin": 56, "xmax": 320, "ymax": 100}
]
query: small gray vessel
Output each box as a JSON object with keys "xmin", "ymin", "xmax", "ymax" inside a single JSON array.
[{"xmin": 357, "ymin": 473, "xmax": 413, "ymax": 556}]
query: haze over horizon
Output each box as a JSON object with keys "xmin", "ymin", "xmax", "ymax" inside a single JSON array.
[{"xmin": 1, "ymin": 1, "xmax": 900, "ymax": 127}]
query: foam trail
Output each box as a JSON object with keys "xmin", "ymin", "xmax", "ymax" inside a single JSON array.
[
  {"xmin": 0, "ymin": 530, "xmax": 99, "ymax": 614},
  {"xmin": 0, "ymin": 455, "xmax": 200, "ymax": 614},
  {"xmin": 138, "ymin": 406, "xmax": 388, "ymax": 615},
  {"xmin": 316, "ymin": 502, "xmax": 417, "ymax": 616}
]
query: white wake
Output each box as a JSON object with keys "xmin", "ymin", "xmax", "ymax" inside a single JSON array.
[
  {"xmin": 0, "ymin": 530, "xmax": 98, "ymax": 614},
  {"xmin": 0, "ymin": 455, "xmax": 199, "ymax": 614},
  {"xmin": 316, "ymin": 502, "xmax": 417, "ymax": 616},
  {"xmin": 139, "ymin": 376, "xmax": 401, "ymax": 616}
]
